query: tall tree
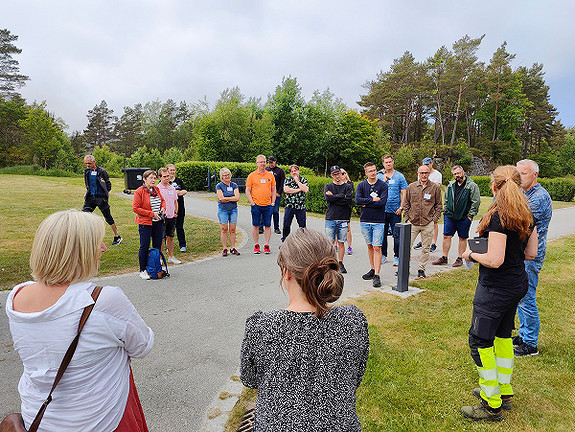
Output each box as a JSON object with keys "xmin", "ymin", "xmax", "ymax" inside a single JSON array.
[
  {"xmin": 0, "ymin": 29, "xmax": 30, "ymax": 98},
  {"xmin": 83, "ymin": 100, "xmax": 117, "ymax": 152},
  {"xmin": 114, "ymin": 104, "xmax": 144, "ymax": 156}
]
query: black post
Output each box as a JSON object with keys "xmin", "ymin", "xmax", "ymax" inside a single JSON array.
[{"xmin": 393, "ymin": 223, "xmax": 411, "ymax": 292}]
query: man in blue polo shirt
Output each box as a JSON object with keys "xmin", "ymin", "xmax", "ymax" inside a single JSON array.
[{"xmin": 377, "ymin": 154, "xmax": 408, "ymax": 266}]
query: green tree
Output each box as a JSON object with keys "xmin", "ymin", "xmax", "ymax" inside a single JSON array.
[
  {"xmin": 83, "ymin": 100, "xmax": 117, "ymax": 151},
  {"xmin": 0, "ymin": 29, "xmax": 30, "ymax": 98},
  {"xmin": 0, "ymin": 96, "xmax": 28, "ymax": 166},
  {"xmin": 114, "ymin": 104, "xmax": 144, "ymax": 156}
]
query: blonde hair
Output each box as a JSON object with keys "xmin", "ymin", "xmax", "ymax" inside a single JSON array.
[
  {"xmin": 220, "ymin": 167, "xmax": 232, "ymax": 180},
  {"xmin": 477, "ymin": 165, "xmax": 533, "ymax": 241},
  {"xmin": 30, "ymin": 210, "xmax": 106, "ymax": 286},
  {"xmin": 340, "ymin": 169, "xmax": 350, "ymax": 183},
  {"xmin": 277, "ymin": 228, "xmax": 343, "ymax": 318},
  {"xmin": 158, "ymin": 167, "xmax": 169, "ymax": 176}
]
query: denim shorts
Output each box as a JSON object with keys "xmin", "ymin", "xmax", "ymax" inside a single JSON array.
[
  {"xmin": 443, "ymin": 215, "xmax": 472, "ymax": 238},
  {"xmin": 218, "ymin": 207, "xmax": 238, "ymax": 225},
  {"xmin": 325, "ymin": 220, "xmax": 349, "ymax": 242},
  {"xmin": 251, "ymin": 204, "xmax": 273, "ymax": 227},
  {"xmin": 360, "ymin": 222, "xmax": 385, "ymax": 247}
]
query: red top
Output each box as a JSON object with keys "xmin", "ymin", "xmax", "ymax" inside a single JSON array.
[{"xmin": 132, "ymin": 186, "xmax": 166, "ymax": 226}]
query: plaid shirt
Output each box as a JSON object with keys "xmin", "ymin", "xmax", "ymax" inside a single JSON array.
[
  {"xmin": 283, "ymin": 176, "xmax": 308, "ymax": 209},
  {"xmin": 525, "ymin": 183, "xmax": 552, "ymax": 262}
]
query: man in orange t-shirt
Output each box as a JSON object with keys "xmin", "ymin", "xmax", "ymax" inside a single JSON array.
[{"xmin": 246, "ymin": 154, "xmax": 276, "ymax": 254}]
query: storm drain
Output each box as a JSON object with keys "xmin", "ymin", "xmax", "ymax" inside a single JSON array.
[{"xmin": 236, "ymin": 403, "xmax": 255, "ymax": 432}]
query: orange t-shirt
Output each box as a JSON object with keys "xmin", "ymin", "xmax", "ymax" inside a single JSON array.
[{"xmin": 246, "ymin": 170, "xmax": 276, "ymax": 206}]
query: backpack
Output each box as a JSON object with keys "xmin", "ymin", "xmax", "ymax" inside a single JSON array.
[{"xmin": 147, "ymin": 248, "xmax": 170, "ymax": 279}]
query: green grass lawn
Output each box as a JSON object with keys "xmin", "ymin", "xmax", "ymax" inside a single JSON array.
[
  {"xmin": 0, "ymin": 174, "xmax": 223, "ymax": 290},
  {"xmin": 227, "ymin": 234, "xmax": 575, "ymax": 431}
]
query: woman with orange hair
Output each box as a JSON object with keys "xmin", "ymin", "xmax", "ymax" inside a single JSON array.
[{"xmin": 460, "ymin": 166, "xmax": 538, "ymax": 421}]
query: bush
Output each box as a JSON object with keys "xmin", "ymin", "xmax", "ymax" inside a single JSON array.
[
  {"xmin": 0, "ymin": 165, "xmax": 81, "ymax": 177},
  {"xmin": 471, "ymin": 176, "xmax": 575, "ymax": 201},
  {"xmin": 175, "ymin": 161, "xmax": 314, "ymax": 190}
]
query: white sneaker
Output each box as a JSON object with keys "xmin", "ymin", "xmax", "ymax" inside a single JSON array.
[
  {"xmin": 168, "ymin": 256, "xmax": 182, "ymax": 264},
  {"xmin": 140, "ymin": 271, "xmax": 150, "ymax": 280}
]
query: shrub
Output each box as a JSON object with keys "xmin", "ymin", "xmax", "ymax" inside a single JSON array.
[
  {"xmin": 471, "ymin": 176, "xmax": 492, "ymax": 196},
  {"xmin": 0, "ymin": 165, "xmax": 81, "ymax": 177},
  {"xmin": 472, "ymin": 176, "xmax": 575, "ymax": 201}
]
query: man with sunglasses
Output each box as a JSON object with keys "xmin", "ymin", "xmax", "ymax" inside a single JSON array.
[{"xmin": 404, "ymin": 165, "xmax": 443, "ymax": 278}]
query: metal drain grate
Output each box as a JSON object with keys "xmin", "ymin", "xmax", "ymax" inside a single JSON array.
[{"xmin": 236, "ymin": 404, "xmax": 255, "ymax": 432}]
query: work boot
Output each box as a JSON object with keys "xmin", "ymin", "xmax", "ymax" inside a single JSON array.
[
  {"xmin": 432, "ymin": 256, "xmax": 448, "ymax": 265},
  {"xmin": 473, "ymin": 388, "xmax": 512, "ymax": 411},
  {"xmin": 461, "ymin": 402, "xmax": 503, "ymax": 421},
  {"xmin": 452, "ymin": 257, "xmax": 463, "ymax": 267}
]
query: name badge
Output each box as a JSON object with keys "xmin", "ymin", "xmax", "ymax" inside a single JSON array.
[
  {"xmin": 227, "ymin": 187, "xmax": 233, "ymax": 192},
  {"xmin": 424, "ymin": 193, "xmax": 431, "ymax": 199},
  {"xmin": 260, "ymin": 179, "xmax": 266, "ymax": 184},
  {"xmin": 169, "ymin": 191, "xmax": 174, "ymax": 195},
  {"xmin": 341, "ymin": 221, "xmax": 348, "ymax": 228},
  {"xmin": 90, "ymin": 171, "xmax": 97, "ymax": 176},
  {"xmin": 370, "ymin": 191, "xmax": 378, "ymax": 198},
  {"xmin": 388, "ymin": 179, "xmax": 395, "ymax": 184}
]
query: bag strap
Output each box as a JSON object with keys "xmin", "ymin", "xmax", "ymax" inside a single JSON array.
[
  {"xmin": 159, "ymin": 250, "xmax": 169, "ymax": 274},
  {"xmin": 27, "ymin": 285, "xmax": 103, "ymax": 432}
]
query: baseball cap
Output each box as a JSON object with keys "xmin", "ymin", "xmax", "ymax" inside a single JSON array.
[
  {"xmin": 422, "ymin": 157, "xmax": 433, "ymax": 165},
  {"xmin": 330, "ymin": 165, "xmax": 341, "ymax": 174},
  {"xmin": 267, "ymin": 156, "xmax": 276, "ymax": 162}
]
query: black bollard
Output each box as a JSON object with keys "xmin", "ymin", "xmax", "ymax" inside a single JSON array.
[{"xmin": 393, "ymin": 223, "xmax": 411, "ymax": 292}]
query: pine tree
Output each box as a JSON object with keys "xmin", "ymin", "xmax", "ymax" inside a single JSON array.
[{"xmin": 0, "ymin": 29, "xmax": 30, "ymax": 98}]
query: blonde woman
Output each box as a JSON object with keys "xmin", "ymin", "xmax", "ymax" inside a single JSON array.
[
  {"xmin": 215, "ymin": 167, "xmax": 240, "ymax": 256},
  {"xmin": 340, "ymin": 169, "xmax": 354, "ymax": 254},
  {"xmin": 241, "ymin": 228, "xmax": 369, "ymax": 430},
  {"xmin": 460, "ymin": 166, "xmax": 538, "ymax": 421},
  {"xmin": 5, "ymin": 210, "xmax": 154, "ymax": 431}
]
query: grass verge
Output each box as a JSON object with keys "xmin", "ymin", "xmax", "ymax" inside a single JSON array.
[
  {"xmin": 0, "ymin": 174, "xmax": 225, "ymax": 290},
  {"xmin": 226, "ymin": 234, "xmax": 575, "ymax": 431}
]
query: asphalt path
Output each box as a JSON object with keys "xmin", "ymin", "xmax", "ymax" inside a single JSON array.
[{"xmin": 1, "ymin": 194, "xmax": 574, "ymax": 431}]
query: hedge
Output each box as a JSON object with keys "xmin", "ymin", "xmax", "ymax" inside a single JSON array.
[
  {"xmin": 470, "ymin": 176, "xmax": 575, "ymax": 201},
  {"xmin": 175, "ymin": 161, "xmax": 314, "ymax": 191}
]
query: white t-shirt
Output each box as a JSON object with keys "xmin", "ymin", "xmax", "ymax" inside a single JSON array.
[
  {"xmin": 6, "ymin": 281, "xmax": 154, "ymax": 432},
  {"xmin": 428, "ymin": 169, "xmax": 443, "ymax": 185}
]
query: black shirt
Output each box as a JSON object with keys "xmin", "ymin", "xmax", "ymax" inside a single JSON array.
[
  {"xmin": 324, "ymin": 182, "xmax": 354, "ymax": 220},
  {"xmin": 170, "ymin": 177, "xmax": 186, "ymax": 209}
]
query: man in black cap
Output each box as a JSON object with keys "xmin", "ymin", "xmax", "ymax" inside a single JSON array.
[
  {"xmin": 324, "ymin": 165, "xmax": 354, "ymax": 274},
  {"xmin": 260, "ymin": 156, "xmax": 285, "ymax": 234}
]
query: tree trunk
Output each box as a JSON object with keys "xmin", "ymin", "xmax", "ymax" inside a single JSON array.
[{"xmin": 450, "ymin": 81, "xmax": 463, "ymax": 146}]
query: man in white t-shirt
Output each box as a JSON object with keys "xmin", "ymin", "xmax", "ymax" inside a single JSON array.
[{"xmin": 414, "ymin": 157, "xmax": 443, "ymax": 252}]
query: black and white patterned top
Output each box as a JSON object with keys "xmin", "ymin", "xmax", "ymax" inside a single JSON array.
[
  {"xmin": 240, "ymin": 305, "xmax": 369, "ymax": 431},
  {"xmin": 283, "ymin": 175, "xmax": 308, "ymax": 210}
]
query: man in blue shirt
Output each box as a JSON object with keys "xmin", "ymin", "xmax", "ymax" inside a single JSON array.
[
  {"xmin": 356, "ymin": 162, "xmax": 388, "ymax": 287},
  {"xmin": 513, "ymin": 159, "xmax": 552, "ymax": 357},
  {"xmin": 82, "ymin": 155, "xmax": 122, "ymax": 245},
  {"xmin": 376, "ymin": 154, "xmax": 408, "ymax": 266}
]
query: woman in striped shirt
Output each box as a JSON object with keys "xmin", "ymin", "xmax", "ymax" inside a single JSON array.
[{"xmin": 132, "ymin": 170, "xmax": 166, "ymax": 280}]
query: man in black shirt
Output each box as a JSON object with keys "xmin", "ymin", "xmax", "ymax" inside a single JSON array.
[
  {"xmin": 167, "ymin": 164, "xmax": 188, "ymax": 252},
  {"xmin": 324, "ymin": 165, "xmax": 354, "ymax": 274},
  {"xmin": 261, "ymin": 156, "xmax": 285, "ymax": 234}
]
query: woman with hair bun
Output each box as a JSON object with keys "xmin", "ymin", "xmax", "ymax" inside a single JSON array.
[
  {"xmin": 240, "ymin": 228, "xmax": 369, "ymax": 431},
  {"xmin": 460, "ymin": 165, "xmax": 538, "ymax": 421}
]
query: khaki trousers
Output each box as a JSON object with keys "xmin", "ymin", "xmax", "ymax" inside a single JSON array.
[{"xmin": 409, "ymin": 221, "xmax": 434, "ymax": 270}]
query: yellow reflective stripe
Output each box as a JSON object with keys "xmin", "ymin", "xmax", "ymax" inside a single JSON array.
[
  {"xmin": 498, "ymin": 373, "xmax": 512, "ymax": 384},
  {"xmin": 496, "ymin": 357, "xmax": 514, "ymax": 369},
  {"xmin": 478, "ymin": 368, "xmax": 498, "ymax": 381},
  {"xmin": 480, "ymin": 384, "xmax": 500, "ymax": 397}
]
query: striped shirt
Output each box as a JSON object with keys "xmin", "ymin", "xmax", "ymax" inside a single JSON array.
[{"xmin": 150, "ymin": 195, "xmax": 162, "ymax": 214}]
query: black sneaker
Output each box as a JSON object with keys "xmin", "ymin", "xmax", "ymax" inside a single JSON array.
[
  {"xmin": 413, "ymin": 241, "xmax": 422, "ymax": 250},
  {"xmin": 512, "ymin": 335, "xmax": 523, "ymax": 347},
  {"xmin": 112, "ymin": 236, "xmax": 123, "ymax": 245},
  {"xmin": 362, "ymin": 269, "xmax": 375, "ymax": 280},
  {"xmin": 514, "ymin": 342, "xmax": 539, "ymax": 357},
  {"xmin": 339, "ymin": 261, "xmax": 347, "ymax": 274},
  {"xmin": 372, "ymin": 275, "xmax": 381, "ymax": 287},
  {"xmin": 417, "ymin": 270, "xmax": 426, "ymax": 278},
  {"xmin": 274, "ymin": 228, "xmax": 281, "ymax": 235},
  {"xmin": 430, "ymin": 243, "xmax": 437, "ymax": 252},
  {"xmin": 259, "ymin": 226, "xmax": 264, "ymax": 234}
]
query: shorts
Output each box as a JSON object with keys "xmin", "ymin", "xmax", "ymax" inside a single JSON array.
[
  {"xmin": 360, "ymin": 222, "xmax": 385, "ymax": 247},
  {"xmin": 325, "ymin": 220, "xmax": 349, "ymax": 243},
  {"xmin": 443, "ymin": 215, "xmax": 472, "ymax": 238},
  {"xmin": 251, "ymin": 204, "xmax": 272, "ymax": 227},
  {"xmin": 218, "ymin": 207, "xmax": 238, "ymax": 224},
  {"xmin": 164, "ymin": 217, "xmax": 176, "ymax": 238}
]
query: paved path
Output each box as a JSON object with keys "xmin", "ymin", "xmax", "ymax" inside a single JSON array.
[{"xmin": 1, "ymin": 194, "xmax": 574, "ymax": 431}]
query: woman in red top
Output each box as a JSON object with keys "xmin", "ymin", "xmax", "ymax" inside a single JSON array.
[{"xmin": 132, "ymin": 170, "xmax": 166, "ymax": 280}]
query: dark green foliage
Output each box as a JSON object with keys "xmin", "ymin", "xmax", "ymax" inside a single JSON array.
[
  {"xmin": 471, "ymin": 176, "xmax": 575, "ymax": 201},
  {"xmin": 0, "ymin": 29, "xmax": 29, "ymax": 97},
  {"xmin": 0, "ymin": 164, "xmax": 81, "ymax": 177},
  {"xmin": 470, "ymin": 176, "xmax": 492, "ymax": 196}
]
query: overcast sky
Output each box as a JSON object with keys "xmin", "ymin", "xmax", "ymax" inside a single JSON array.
[{"xmin": 5, "ymin": 0, "xmax": 575, "ymax": 132}]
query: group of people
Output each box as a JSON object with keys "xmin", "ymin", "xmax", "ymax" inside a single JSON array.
[{"xmin": 3, "ymin": 152, "xmax": 553, "ymax": 430}]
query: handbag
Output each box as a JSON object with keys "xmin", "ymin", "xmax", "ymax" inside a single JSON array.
[{"xmin": 0, "ymin": 286, "xmax": 103, "ymax": 432}]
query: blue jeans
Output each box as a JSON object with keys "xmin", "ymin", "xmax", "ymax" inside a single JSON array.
[
  {"xmin": 260, "ymin": 195, "xmax": 282, "ymax": 230},
  {"xmin": 139, "ymin": 222, "xmax": 164, "ymax": 271},
  {"xmin": 325, "ymin": 220, "xmax": 349, "ymax": 243},
  {"xmin": 282, "ymin": 207, "xmax": 306, "ymax": 241},
  {"xmin": 517, "ymin": 260, "xmax": 543, "ymax": 347},
  {"xmin": 383, "ymin": 212, "xmax": 401, "ymax": 258}
]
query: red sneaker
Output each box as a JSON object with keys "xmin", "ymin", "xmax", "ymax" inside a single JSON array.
[
  {"xmin": 264, "ymin": 244, "xmax": 271, "ymax": 254},
  {"xmin": 253, "ymin": 244, "xmax": 261, "ymax": 254}
]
